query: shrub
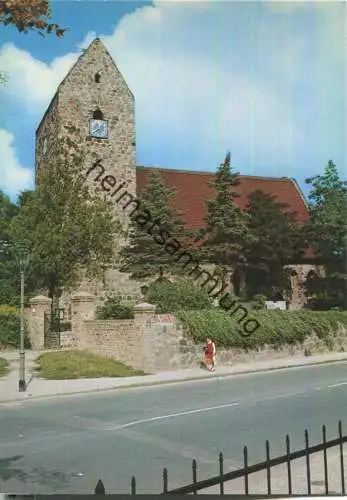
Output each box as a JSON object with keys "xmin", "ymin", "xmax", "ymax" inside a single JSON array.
[
  {"xmin": 175, "ymin": 309, "xmax": 347, "ymax": 351},
  {"xmin": 0, "ymin": 304, "xmax": 31, "ymax": 349},
  {"xmin": 249, "ymin": 294, "xmax": 268, "ymax": 310},
  {"xmin": 145, "ymin": 278, "xmax": 213, "ymax": 313},
  {"xmin": 95, "ymin": 296, "xmax": 134, "ymax": 320}
]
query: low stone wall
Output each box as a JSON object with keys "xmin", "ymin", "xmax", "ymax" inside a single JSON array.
[
  {"xmin": 166, "ymin": 324, "xmax": 347, "ymax": 370},
  {"xmin": 79, "ymin": 314, "xmax": 347, "ymax": 373},
  {"xmin": 60, "ymin": 330, "xmax": 77, "ymax": 349},
  {"xmin": 82, "ymin": 319, "xmax": 145, "ymax": 371},
  {"xmin": 25, "ymin": 292, "xmax": 347, "ymax": 374}
]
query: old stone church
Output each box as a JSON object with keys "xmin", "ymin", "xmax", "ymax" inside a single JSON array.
[{"xmin": 35, "ymin": 38, "xmax": 322, "ymax": 311}]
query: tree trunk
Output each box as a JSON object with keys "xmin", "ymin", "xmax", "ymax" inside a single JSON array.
[{"xmin": 239, "ymin": 267, "xmax": 247, "ymax": 299}]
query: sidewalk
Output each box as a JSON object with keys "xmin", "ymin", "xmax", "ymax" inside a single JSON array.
[{"xmin": 1, "ymin": 350, "xmax": 347, "ymax": 405}]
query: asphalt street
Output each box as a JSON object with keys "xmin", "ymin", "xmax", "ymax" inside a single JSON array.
[{"xmin": 0, "ymin": 362, "xmax": 346, "ymax": 494}]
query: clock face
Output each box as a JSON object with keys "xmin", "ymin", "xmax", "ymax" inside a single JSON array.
[{"xmin": 89, "ymin": 119, "xmax": 108, "ymax": 139}]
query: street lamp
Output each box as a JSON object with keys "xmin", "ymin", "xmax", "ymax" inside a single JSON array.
[{"xmin": 17, "ymin": 247, "xmax": 30, "ymax": 392}]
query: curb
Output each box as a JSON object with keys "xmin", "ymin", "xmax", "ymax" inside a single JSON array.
[{"xmin": 1, "ymin": 356, "xmax": 347, "ymax": 405}]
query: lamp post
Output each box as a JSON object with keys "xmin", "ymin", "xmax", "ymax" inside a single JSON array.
[{"xmin": 17, "ymin": 247, "xmax": 30, "ymax": 392}]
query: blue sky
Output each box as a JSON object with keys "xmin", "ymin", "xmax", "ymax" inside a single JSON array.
[{"xmin": 0, "ymin": 0, "xmax": 345, "ymax": 202}]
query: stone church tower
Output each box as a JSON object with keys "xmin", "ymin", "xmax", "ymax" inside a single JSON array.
[{"xmin": 35, "ymin": 38, "xmax": 142, "ymax": 299}]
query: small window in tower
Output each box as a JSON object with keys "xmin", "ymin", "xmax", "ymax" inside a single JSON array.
[
  {"xmin": 94, "ymin": 72, "xmax": 101, "ymax": 83},
  {"xmin": 93, "ymin": 108, "xmax": 104, "ymax": 120}
]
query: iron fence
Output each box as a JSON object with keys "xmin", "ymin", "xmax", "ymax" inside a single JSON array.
[{"xmin": 94, "ymin": 420, "xmax": 346, "ymax": 495}]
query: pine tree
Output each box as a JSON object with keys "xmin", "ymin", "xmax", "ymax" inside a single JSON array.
[
  {"xmin": 199, "ymin": 152, "xmax": 252, "ymax": 297},
  {"xmin": 306, "ymin": 160, "xmax": 347, "ymax": 275},
  {"xmin": 244, "ymin": 189, "xmax": 305, "ymax": 300},
  {"xmin": 304, "ymin": 160, "xmax": 347, "ymax": 308},
  {"xmin": 120, "ymin": 170, "xmax": 186, "ymax": 279}
]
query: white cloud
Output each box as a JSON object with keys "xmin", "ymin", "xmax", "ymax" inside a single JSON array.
[
  {"xmin": 265, "ymin": 0, "xmax": 341, "ymax": 12},
  {"xmin": 0, "ymin": 43, "xmax": 79, "ymax": 111},
  {"xmin": 0, "ymin": 0, "xmax": 344, "ymax": 189},
  {"xmin": 0, "ymin": 129, "xmax": 33, "ymax": 196}
]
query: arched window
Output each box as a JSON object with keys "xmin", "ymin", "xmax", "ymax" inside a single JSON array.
[
  {"xmin": 94, "ymin": 72, "xmax": 101, "ymax": 83},
  {"xmin": 92, "ymin": 108, "xmax": 104, "ymax": 120}
]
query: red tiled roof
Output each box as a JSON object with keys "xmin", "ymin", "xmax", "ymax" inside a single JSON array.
[{"xmin": 136, "ymin": 166, "xmax": 310, "ymax": 230}]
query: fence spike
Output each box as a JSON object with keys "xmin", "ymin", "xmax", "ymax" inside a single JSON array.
[
  {"xmin": 219, "ymin": 452, "xmax": 224, "ymax": 495},
  {"xmin": 192, "ymin": 459, "xmax": 197, "ymax": 495},
  {"xmin": 285, "ymin": 434, "xmax": 292, "ymax": 495},
  {"xmin": 265, "ymin": 440, "xmax": 271, "ymax": 494},
  {"xmin": 338, "ymin": 420, "xmax": 345, "ymax": 495},
  {"xmin": 322, "ymin": 425, "xmax": 329, "ymax": 494},
  {"xmin": 95, "ymin": 479, "xmax": 105, "ymax": 495},
  {"xmin": 163, "ymin": 468, "xmax": 168, "ymax": 494},
  {"xmin": 305, "ymin": 429, "xmax": 311, "ymax": 495},
  {"xmin": 131, "ymin": 476, "xmax": 136, "ymax": 495},
  {"xmin": 243, "ymin": 446, "xmax": 249, "ymax": 495}
]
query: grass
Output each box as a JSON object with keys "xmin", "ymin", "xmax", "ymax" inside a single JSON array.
[
  {"xmin": 0, "ymin": 357, "xmax": 10, "ymax": 377},
  {"xmin": 35, "ymin": 350, "xmax": 146, "ymax": 380}
]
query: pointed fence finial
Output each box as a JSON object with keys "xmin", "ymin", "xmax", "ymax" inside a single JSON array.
[{"xmin": 95, "ymin": 479, "xmax": 106, "ymax": 495}]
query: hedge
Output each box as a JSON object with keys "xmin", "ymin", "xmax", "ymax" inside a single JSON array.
[
  {"xmin": 145, "ymin": 279, "xmax": 213, "ymax": 313},
  {"xmin": 0, "ymin": 304, "xmax": 31, "ymax": 349},
  {"xmin": 175, "ymin": 309, "xmax": 347, "ymax": 350},
  {"xmin": 95, "ymin": 296, "xmax": 135, "ymax": 320}
]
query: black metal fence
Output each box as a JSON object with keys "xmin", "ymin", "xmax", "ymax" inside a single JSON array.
[
  {"xmin": 94, "ymin": 420, "xmax": 346, "ymax": 495},
  {"xmin": 43, "ymin": 308, "xmax": 66, "ymax": 348}
]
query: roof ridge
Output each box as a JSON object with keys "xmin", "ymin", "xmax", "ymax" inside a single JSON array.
[{"xmin": 136, "ymin": 165, "xmax": 292, "ymax": 182}]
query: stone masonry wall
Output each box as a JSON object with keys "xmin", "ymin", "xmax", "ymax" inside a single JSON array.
[
  {"xmin": 82, "ymin": 319, "xmax": 146, "ymax": 370},
  {"xmin": 57, "ymin": 38, "xmax": 136, "ymax": 233},
  {"xmin": 35, "ymin": 92, "xmax": 59, "ymax": 186},
  {"xmin": 71, "ymin": 313, "xmax": 347, "ymax": 374}
]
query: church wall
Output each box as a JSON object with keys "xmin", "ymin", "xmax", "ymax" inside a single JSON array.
[
  {"xmin": 35, "ymin": 92, "xmax": 60, "ymax": 186},
  {"xmin": 34, "ymin": 39, "xmax": 320, "ymax": 310},
  {"xmin": 56, "ymin": 39, "xmax": 136, "ymax": 232},
  {"xmin": 35, "ymin": 40, "xmax": 141, "ymax": 301},
  {"xmin": 286, "ymin": 263, "xmax": 325, "ymax": 310}
]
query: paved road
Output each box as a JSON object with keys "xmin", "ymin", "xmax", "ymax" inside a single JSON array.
[{"xmin": 0, "ymin": 362, "xmax": 346, "ymax": 495}]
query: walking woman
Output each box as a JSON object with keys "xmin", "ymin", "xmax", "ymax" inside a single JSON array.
[{"xmin": 203, "ymin": 337, "xmax": 216, "ymax": 371}]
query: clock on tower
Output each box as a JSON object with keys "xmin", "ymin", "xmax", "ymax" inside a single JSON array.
[{"xmin": 89, "ymin": 118, "xmax": 108, "ymax": 139}]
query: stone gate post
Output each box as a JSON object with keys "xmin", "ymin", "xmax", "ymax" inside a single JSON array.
[
  {"xmin": 26, "ymin": 295, "xmax": 52, "ymax": 349},
  {"xmin": 70, "ymin": 291, "xmax": 95, "ymax": 349},
  {"xmin": 134, "ymin": 302, "xmax": 156, "ymax": 373}
]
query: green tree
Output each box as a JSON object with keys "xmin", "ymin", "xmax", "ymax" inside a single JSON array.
[
  {"xmin": 198, "ymin": 152, "xmax": 252, "ymax": 298},
  {"xmin": 10, "ymin": 127, "xmax": 117, "ymax": 309},
  {"xmin": 305, "ymin": 160, "xmax": 347, "ymax": 274},
  {"xmin": 304, "ymin": 160, "xmax": 347, "ymax": 308},
  {"xmin": 0, "ymin": 190, "xmax": 21, "ymax": 305},
  {"xmin": 120, "ymin": 170, "xmax": 186, "ymax": 279},
  {"xmin": 244, "ymin": 190, "xmax": 305, "ymax": 300}
]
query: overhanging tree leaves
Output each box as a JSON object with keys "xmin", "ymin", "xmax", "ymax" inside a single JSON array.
[
  {"xmin": 0, "ymin": 0, "xmax": 66, "ymax": 36},
  {"xmin": 198, "ymin": 152, "xmax": 253, "ymax": 298},
  {"xmin": 0, "ymin": 70, "xmax": 8, "ymax": 85},
  {"xmin": 120, "ymin": 170, "xmax": 186, "ymax": 280},
  {"xmin": 10, "ymin": 127, "xmax": 117, "ymax": 308},
  {"xmin": 244, "ymin": 189, "xmax": 305, "ymax": 300}
]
